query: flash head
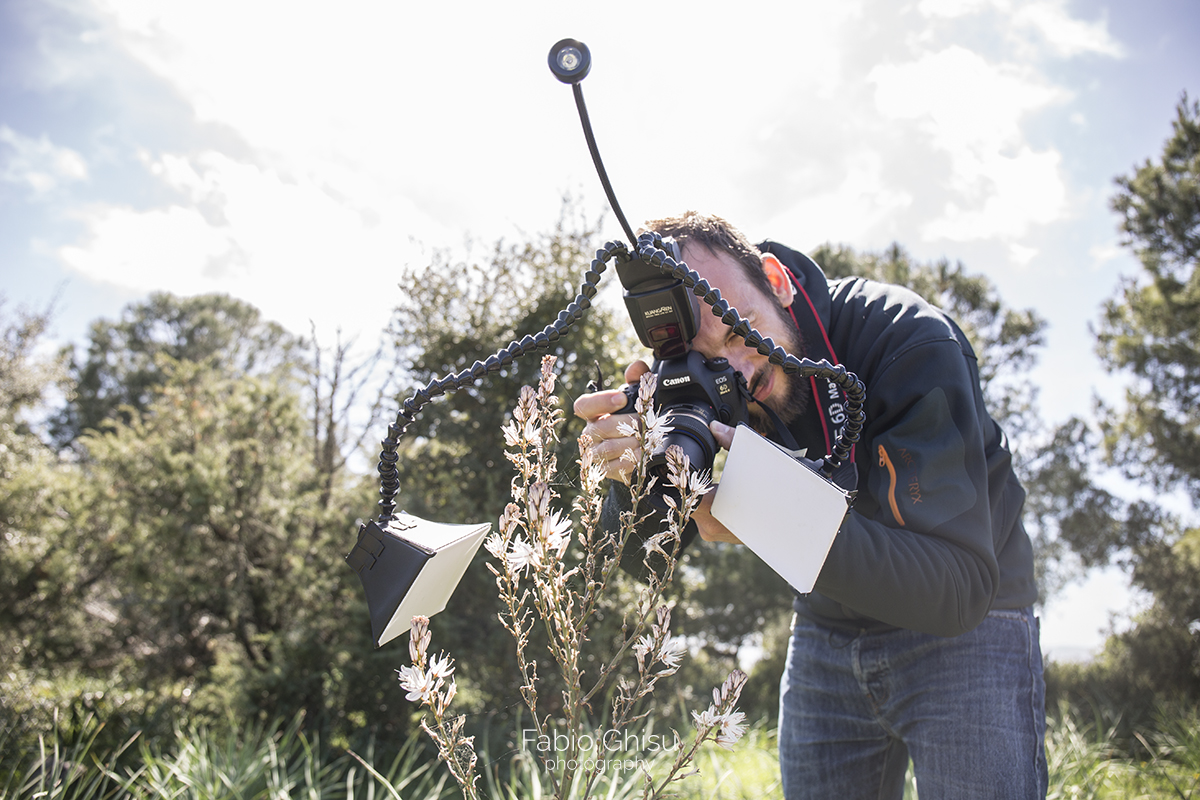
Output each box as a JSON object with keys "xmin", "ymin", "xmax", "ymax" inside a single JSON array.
[{"xmin": 548, "ymin": 38, "xmax": 591, "ymax": 84}]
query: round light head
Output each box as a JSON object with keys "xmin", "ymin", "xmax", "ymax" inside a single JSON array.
[{"xmin": 548, "ymin": 38, "xmax": 591, "ymax": 84}]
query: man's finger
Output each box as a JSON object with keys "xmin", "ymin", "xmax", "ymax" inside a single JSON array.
[
  {"xmin": 574, "ymin": 389, "xmax": 630, "ymax": 422},
  {"xmin": 710, "ymin": 420, "xmax": 736, "ymax": 451},
  {"xmin": 624, "ymin": 359, "xmax": 651, "ymax": 385}
]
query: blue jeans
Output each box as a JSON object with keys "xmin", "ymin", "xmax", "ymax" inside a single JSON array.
[{"xmin": 778, "ymin": 607, "xmax": 1047, "ymax": 800}]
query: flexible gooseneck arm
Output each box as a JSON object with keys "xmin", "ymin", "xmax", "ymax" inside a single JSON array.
[{"xmin": 374, "ymin": 236, "xmax": 865, "ymax": 521}]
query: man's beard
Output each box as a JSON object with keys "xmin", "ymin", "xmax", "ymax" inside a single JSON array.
[{"xmin": 746, "ymin": 302, "xmax": 810, "ymax": 438}]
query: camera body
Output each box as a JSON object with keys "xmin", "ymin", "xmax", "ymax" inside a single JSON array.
[
  {"xmin": 617, "ymin": 349, "xmax": 750, "ymax": 478},
  {"xmin": 613, "ymin": 239, "xmax": 752, "ymax": 482}
]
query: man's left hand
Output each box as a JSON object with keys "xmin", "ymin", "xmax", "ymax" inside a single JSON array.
[{"xmin": 691, "ymin": 420, "xmax": 742, "ymax": 543}]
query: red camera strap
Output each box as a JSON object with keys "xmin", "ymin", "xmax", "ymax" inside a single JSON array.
[{"xmin": 784, "ymin": 267, "xmax": 856, "ymax": 465}]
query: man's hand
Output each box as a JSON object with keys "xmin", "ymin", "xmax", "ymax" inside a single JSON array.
[
  {"xmin": 573, "ymin": 361, "xmax": 651, "ymax": 483},
  {"xmin": 692, "ymin": 420, "xmax": 742, "ymax": 543},
  {"xmin": 574, "ymin": 366, "xmax": 744, "ymax": 545}
]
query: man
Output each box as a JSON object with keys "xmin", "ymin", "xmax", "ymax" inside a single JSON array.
[{"xmin": 574, "ymin": 212, "xmax": 1047, "ymax": 799}]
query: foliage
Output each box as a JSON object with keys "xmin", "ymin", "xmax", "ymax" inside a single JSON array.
[
  {"xmin": 8, "ymin": 704, "xmax": 1200, "ymax": 800},
  {"xmin": 0, "ymin": 296, "xmax": 64, "ymax": 459},
  {"xmin": 1038, "ymin": 93, "xmax": 1200, "ymax": 709},
  {"xmin": 387, "ymin": 206, "xmax": 630, "ymax": 524},
  {"xmin": 50, "ymin": 292, "xmax": 303, "ymax": 448},
  {"xmin": 0, "ymin": 712, "xmax": 453, "ymax": 800},
  {"xmin": 1, "ymin": 294, "xmax": 412, "ymax": 761},
  {"xmin": 1101, "ymin": 92, "xmax": 1200, "ymax": 499},
  {"xmin": 0, "ymin": 298, "xmax": 70, "ymax": 652}
]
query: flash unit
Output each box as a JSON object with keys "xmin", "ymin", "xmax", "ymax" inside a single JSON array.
[{"xmin": 548, "ymin": 38, "xmax": 591, "ymax": 84}]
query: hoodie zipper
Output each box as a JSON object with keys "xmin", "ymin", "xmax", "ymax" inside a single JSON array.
[{"xmin": 878, "ymin": 444, "xmax": 906, "ymax": 526}]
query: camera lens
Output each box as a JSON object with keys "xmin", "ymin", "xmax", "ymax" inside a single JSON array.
[
  {"xmin": 649, "ymin": 405, "xmax": 718, "ymax": 472},
  {"xmin": 548, "ymin": 38, "xmax": 591, "ymax": 84},
  {"xmin": 642, "ymin": 404, "xmax": 718, "ymax": 511}
]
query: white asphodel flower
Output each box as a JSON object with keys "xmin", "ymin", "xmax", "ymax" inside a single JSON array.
[
  {"xmin": 484, "ymin": 533, "xmax": 506, "ymax": 560},
  {"xmin": 714, "ymin": 669, "xmax": 748, "ymax": 706},
  {"xmin": 658, "ymin": 638, "xmax": 687, "ymax": 671},
  {"xmin": 633, "ymin": 633, "xmax": 655, "ymax": 663},
  {"xmin": 501, "ymin": 420, "xmax": 522, "ymax": 448},
  {"xmin": 498, "ymin": 503, "xmax": 521, "ymax": 537},
  {"xmin": 542, "ymin": 509, "xmax": 572, "ymax": 556},
  {"xmin": 523, "ymin": 414, "xmax": 539, "ymax": 442},
  {"xmin": 714, "ymin": 710, "xmax": 747, "ymax": 749},
  {"xmin": 427, "ymin": 653, "xmax": 455, "ymax": 682},
  {"xmin": 685, "ymin": 469, "xmax": 712, "ymax": 497},
  {"xmin": 506, "ymin": 537, "xmax": 539, "ymax": 572},
  {"xmin": 635, "ymin": 372, "xmax": 657, "ymax": 414},
  {"xmin": 397, "ymin": 665, "xmax": 437, "ymax": 704},
  {"xmin": 580, "ymin": 453, "xmax": 606, "ymax": 491},
  {"xmin": 409, "ymin": 615, "xmax": 432, "ymax": 664}
]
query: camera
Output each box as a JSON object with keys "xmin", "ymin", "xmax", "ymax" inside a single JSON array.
[{"xmin": 612, "ymin": 237, "xmax": 752, "ymax": 493}]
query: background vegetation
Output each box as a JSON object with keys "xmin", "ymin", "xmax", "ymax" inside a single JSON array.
[{"xmin": 1, "ymin": 97, "xmax": 1197, "ymax": 795}]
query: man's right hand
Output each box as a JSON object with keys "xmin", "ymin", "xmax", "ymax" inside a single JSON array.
[{"xmin": 572, "ymin": 360, "xmax": 651, "ymax": 484}]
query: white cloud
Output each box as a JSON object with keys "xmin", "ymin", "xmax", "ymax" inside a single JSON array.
[
  {"xmin": 32, "ymin": 0, "xmax": 1129, "ymax": 334},
  {"xmin": 60, "ymin": 203, "xmax": 237, "ymax": 294},
  {"xmin": 759, "ymin": 150, "xmax": 914, "ymax": 246},
  {"xmin": 1011, "ymin": 2, "xmax": 1124, "ymax": 58},
  {"xmin": 870, "ymin": 46, "xmax": 1068, "ymax": 242},
  {"xmin": 1088, "ymin": 240, "xmax": 1126, "ymax": 268},
  {"xmin": 919, "ymin": 0, "xmax": 1125, "ymax": 59},
  {"xmin": 58, "ymin": 149, "xmax": 431, "ymax": 342},
  {"xmin": 924, "ymin": 146, "xmax": 1066, "ymax": 240},
  {"xmin": 918, "ymin": 0, "xmax": 990, "ymax": 18},
  {"xmin": 0, "ymin": 126, "xmax": 89, "ymax": 198},
  {"xmin": 1008, "ymin": 242, "xmax": 1038, "ymax": 265}
]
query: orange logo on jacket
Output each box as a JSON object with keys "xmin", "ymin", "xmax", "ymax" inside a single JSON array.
[{"xmin": 878, "ymin": 444, "xmax": 922, "ymax": 527}]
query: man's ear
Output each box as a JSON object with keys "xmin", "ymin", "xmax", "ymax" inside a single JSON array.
[{"xmin": 762, "ymin": 253, "xmax": 795, "ymax": 308}]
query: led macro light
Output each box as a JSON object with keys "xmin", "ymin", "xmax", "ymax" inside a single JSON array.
[{"xmin": 548, "ymin": 38, "xmax": 591, "ymax": 84}]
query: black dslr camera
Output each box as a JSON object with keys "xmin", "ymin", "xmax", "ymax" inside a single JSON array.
[{"xmin": 611, "ymin": 238, "xmax": 752, "ymax": 487}]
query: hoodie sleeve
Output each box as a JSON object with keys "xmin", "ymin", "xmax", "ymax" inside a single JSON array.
[{"xmin": 810, "ymin": 337, "xmax": 1001, "ymax": 637}]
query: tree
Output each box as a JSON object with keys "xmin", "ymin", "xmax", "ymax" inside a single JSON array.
[
  {"xmin": 3, "ymin": 293, "xmax": 415, "ymax": 757},
  {"xmin": 0, "ymin": 298, "xmax": 112, "ymax": 666},
  {"xmin": 1101, "ymin": 93, "xmax": 1200, "ymax": 498},
  {"xmin": 0, "ymin": 297, "xmax": 82, "ymax": 669},
  {"xmin": 387, "ymin": 208, "xmax": 631, "ymax": 523},
  {"xmin": 1072, "ymin": 93, "xmax": 1200, "ymax": 705},
  {"xmin": 51, "ymin": 292, "xmax": 303, "ymax": 448},
  {"xmin": 69, "ymin": 354, "xmax": 404, "ymax": 739}
]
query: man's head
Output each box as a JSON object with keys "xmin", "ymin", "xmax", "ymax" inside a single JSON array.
[
  {"xmin": 642, "ymin": 211, "xmax": 775, "ymax": 301},
  {"xmin": 641, "ymin": 211, "xmax": 810, "ymax": 430}
]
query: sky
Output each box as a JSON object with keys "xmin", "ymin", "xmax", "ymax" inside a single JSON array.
[{"xmin": 1, "ymin": 0, "xmax": 1197, "ymax": 660}]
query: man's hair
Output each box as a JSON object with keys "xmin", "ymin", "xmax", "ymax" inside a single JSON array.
[{"xmin": 641, "ymin": 211, "xmax": 776, "ymax": 301}]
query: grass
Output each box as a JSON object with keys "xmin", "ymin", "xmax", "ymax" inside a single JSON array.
[{"xmin": 3, "ymin": 705, "xmax": 1199, "ymax": 799}]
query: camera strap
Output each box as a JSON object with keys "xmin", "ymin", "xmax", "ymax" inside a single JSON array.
[
  {"xmin": 783, "ymin": 267, "xmax": 857, "ymax": 467},
  {"xmin": 740, "ymin": 376, "xmax": 805, "ymax": 457}
]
